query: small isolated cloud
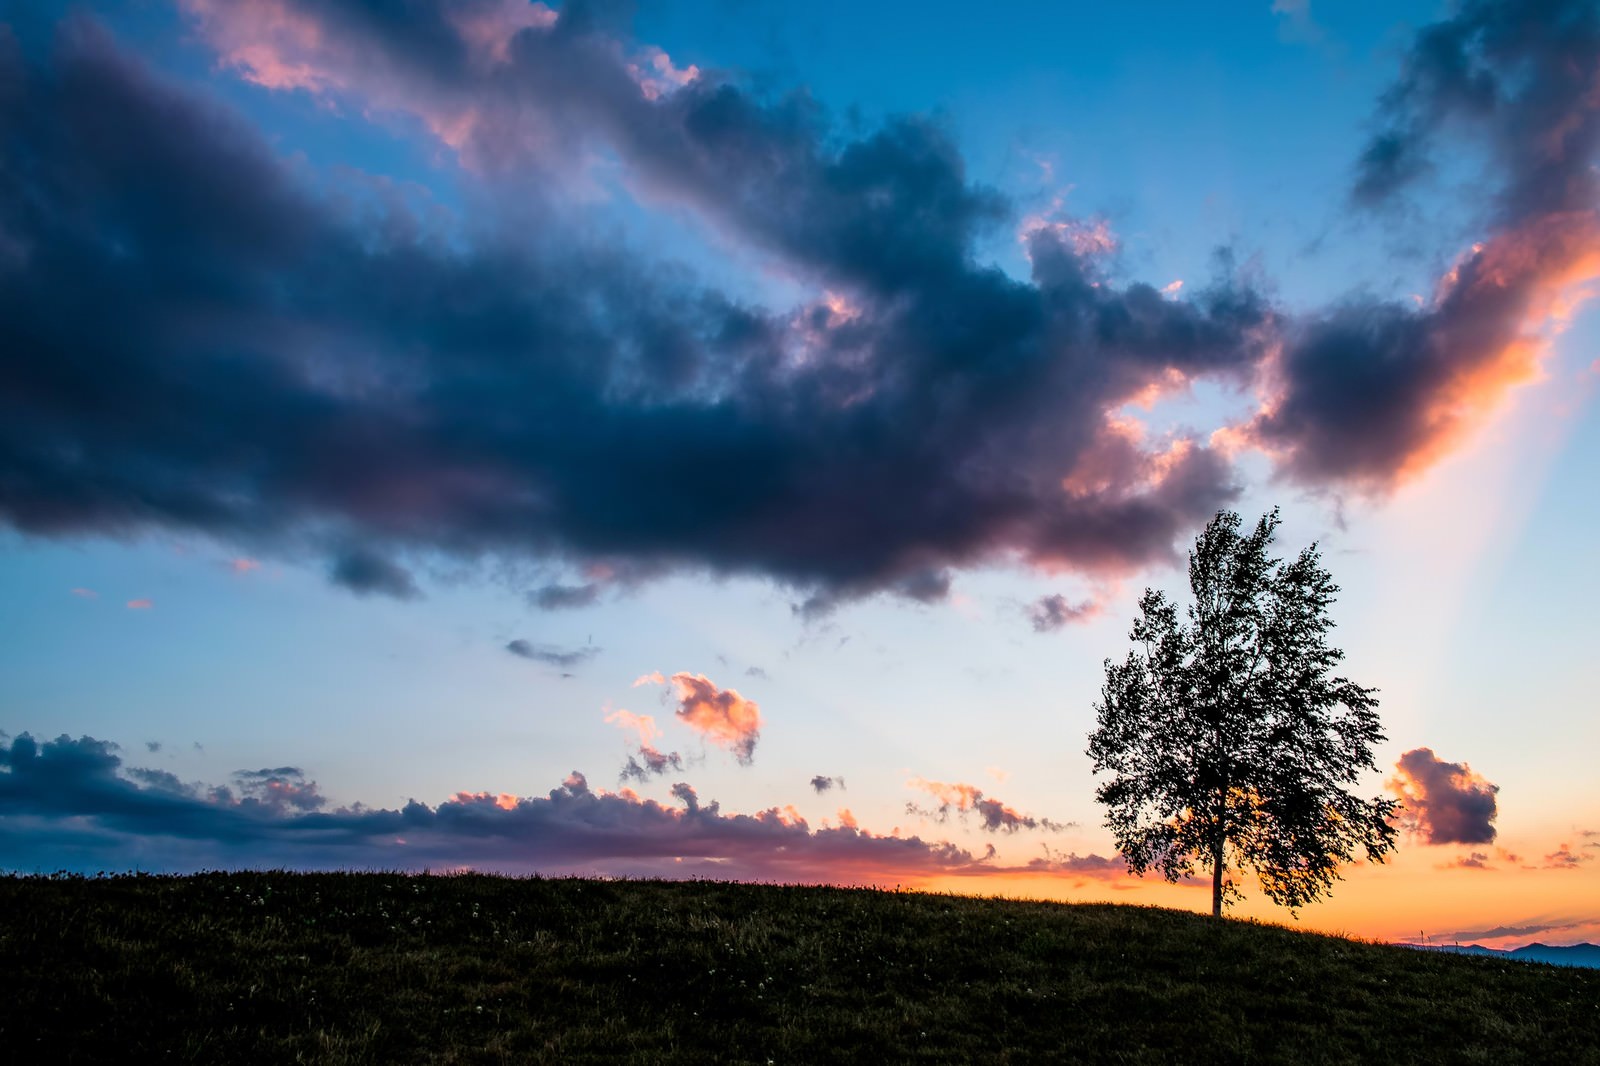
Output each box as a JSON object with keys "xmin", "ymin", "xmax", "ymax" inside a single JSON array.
[
  {"xmin": 810, "ymin": 775, "xmax": 844, "ymax": 794},
  {"xmin": 1389, "ymin": 747, "xmax": 1499, "ymax": 845},
  {"xmin": 230, "ymin": 558, "xmax": 261, "ymax": 574},
  {"xmin": 69, "ymin": 588, "xmax": 97, "ymax": 599},
  {"xmin": 145, "ymin": 741, "xmax": 162, "ymax": 754},
  {"xmin": 1542, "ymin": 844, "xmax": 1595, "ymax": 870},
  {"xmin": 669, "ymin": 673, "xmax": 762, "ymax": 765},
  {"xmin": 744, "ymin": 666, "xmax": 769, "ymax": 680},
  {"xmin": 125, "ymin": 599, "xmax": 153, "ymax": 610},
  {"xmin": 906, "ymin": 777, "xmax": 1067, "ymax": 833},
  {"xmin": 527, "ymin": 583, "xmax": 599, "ymax": 610},
  {"xmin": 505, "ymin": 639, "xmax": 599, "ymax": 669},
  {"xmin": 632, "ymin": 672, "xmax": 666, "ymax": 688},
  {"xmin": 1027, "ymin": 593, "xmax": 1098, "ymax": 632},
  {"xmin": 329, "ymin": 550, "xmax": 418, "ymax": 600},
  {"xmin": 1446, "ymin": 851, "xmax": 1493, "ymax": 870}
]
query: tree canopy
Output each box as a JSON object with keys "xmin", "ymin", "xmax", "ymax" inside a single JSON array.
[{"xmin": 1086, "ymin": 509, "xmax": 1398, "ymax": 916}]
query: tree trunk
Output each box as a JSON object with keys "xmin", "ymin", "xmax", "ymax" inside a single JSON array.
[
  {"xmin": 1212, "ymin": 779, "xmax": 1227, "ymax": 917},
  {"xmin": 1211, "ymin": 833, "xmax": 1224, "ymax": 917}
]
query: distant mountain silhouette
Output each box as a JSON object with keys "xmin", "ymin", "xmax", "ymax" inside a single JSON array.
[{"xmin": 1405, "ymin": 942, "xmax": 1600, "ymax": 970}]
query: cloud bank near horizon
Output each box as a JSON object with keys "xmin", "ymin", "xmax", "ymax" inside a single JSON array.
[
  {"xmin": 0, "ymin": 731, "xmax": 1120, "ymax": 884},
  {"xmin": 2, "ymin": 0, "xmax": 1595, "ymax": 611}
]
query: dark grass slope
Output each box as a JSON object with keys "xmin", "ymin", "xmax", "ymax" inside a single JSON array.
[{"xmin": 1, "ymin": 872, "xmax": 1596, "ymax": 1064}]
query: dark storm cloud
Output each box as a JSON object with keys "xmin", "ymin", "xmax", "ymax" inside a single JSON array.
[
  {"xmin": 6, "ymin": 0, "xmax": 1591, "ymax": 606},
  {"xmin": 1256, "ymin": 0, "xmax": 1600, "ymax": 490},
  {"xmin": 1389, "ymin": 747, "xmax": 1499, "ymax": 846},
  {"xmin": 505, "ymin": 639, "xmax": 599, "ymax": 669},
  {"xmin": 0, "ymin": 731, "xmax": 1062, "ymax": 882},
  {"xmin": 0, "ymin": 10, "xmax": 1267, "ymax": 612}
]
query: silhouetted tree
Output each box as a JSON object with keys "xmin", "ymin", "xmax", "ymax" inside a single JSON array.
[{"xmin": 1086, "ymin": 509, "xmax": 1398, "ymax": 917}]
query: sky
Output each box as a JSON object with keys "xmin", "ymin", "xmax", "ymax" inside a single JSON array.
[{"xmin": 1, "ymin": 0, "xmax": 1597, "ymax": 949}]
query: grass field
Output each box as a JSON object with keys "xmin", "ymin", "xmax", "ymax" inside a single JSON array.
[{"xmin": 1, "ymin": 871, "xmax": 1596, "ymax": 1063}]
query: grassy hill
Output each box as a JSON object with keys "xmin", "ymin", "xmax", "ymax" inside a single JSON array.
[{"xmin": 1, "ymin": 872, "xmax": 1595, "ymax": 1064}]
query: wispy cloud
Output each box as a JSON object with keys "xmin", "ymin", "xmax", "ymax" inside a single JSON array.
[
  {"xmin": 526, "ymin": 583, "xmax": 599, "ymax": 610},
  {"xmin": 906, "ymin": 777, "xmax": 1068, "ymax": 833},
  {"xmin": 1542, "ymin": 843, "xmax": 1595, "ymax": 870},
  {"xmin": 505, "ymin": 640, "xmax": 599, "ymax": 669}
]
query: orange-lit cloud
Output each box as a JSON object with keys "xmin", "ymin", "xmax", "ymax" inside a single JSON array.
[
  {"xmin": 451, "ymin": 791, "xmax": 521, "ymax": 811},
  {"xmin": 668, "ymin": 672, "xmax": 762, "ymax": 765},
  {"xmin": 230, "ymin": 557, "xmax": 261, "ymax": 574},
  {"xmin": 632, "ymin": 671, "xmax": 666, "ymax": 688},
  {"xmin": 1388, "ymin": 748, "xmax": 1499, "ymax": 845}
]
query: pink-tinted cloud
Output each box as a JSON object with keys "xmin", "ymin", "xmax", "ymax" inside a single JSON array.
[
  {"xmin": 604, "ymin": 709, "xmax": 661, "ymax": 747},
  {"xmin": 69, "ymin": 587, "xmax": 97, "ymax": 599},
  {"xmin": 668, "ymin": 673, "xmax": 762, "ymax": 765},
  {"xmin": 230, "ymin": 557, "xmax": 261, "ymax": 574},
  {"xmin": 906, "ymin": 777, "xmax": 1067, "ymax": 834},
  {"xmin": 632, "ymin": 672, "xmax": 666, "ymax": 688},
  {"xmin": 1388, "ymin": 748, "xmax": 1499, "ymax": 845},
  {"xmin": 125, "ymin": 599, "xmax": 153, "ymax": 610}
]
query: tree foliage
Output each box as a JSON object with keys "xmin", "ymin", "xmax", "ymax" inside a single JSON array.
[{"xmin": 1086, "ymin": 509, "xmax": 1398, "ymax": 916}]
